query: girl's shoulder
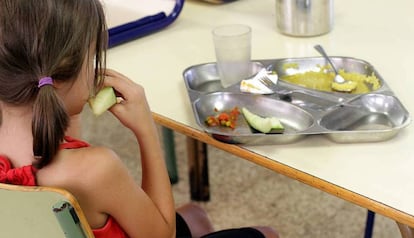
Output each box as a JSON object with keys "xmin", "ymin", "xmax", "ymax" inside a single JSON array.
[{"xmin": 38, "ymin": 144, "xmax": 123, "ymax": 186}]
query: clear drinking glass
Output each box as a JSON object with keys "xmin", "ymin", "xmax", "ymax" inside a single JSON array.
[{"xmin": 212, "ymin": 24, "xmax": 252, "ymax": 88}]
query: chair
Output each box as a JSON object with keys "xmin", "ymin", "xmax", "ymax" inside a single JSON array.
[
  {"xmin": 0, "ymin": 183, "xmax": 94, "ymax": 238},
  {"xmin": 398, "ymin": 222, "xmax": 414, "ymax": 238}
]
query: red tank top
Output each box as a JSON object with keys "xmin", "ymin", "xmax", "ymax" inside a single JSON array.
[{"xmin": 0, "ymin": 136, "xmax": 128, "ymax": 238}]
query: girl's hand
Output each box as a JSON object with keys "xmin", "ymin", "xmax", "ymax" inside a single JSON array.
[{"xmin": 102, "ymin": 69, "xmax": 154, "ymax": 135}]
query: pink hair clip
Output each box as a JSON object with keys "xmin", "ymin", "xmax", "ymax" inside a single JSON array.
[{"xmin": 38, "ymin": 77, "xmax": 54, "ymax": 88}]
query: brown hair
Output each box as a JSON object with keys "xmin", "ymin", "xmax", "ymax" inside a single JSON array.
[{"xmin": 0, "ymin": 0, "xmax": 108, "ymax": 168}]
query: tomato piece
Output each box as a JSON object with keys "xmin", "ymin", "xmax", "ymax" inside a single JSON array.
[
  {"xmin": 205, "ymin": 106, "xmax": 240, "ymax": 130},
  {"xmin": 230, "ymin": 107, "xmax": 240, "ymax": 116},
  {"xmin": 218, "ymin": 112, "xmax": 230, "ymax": 121}
]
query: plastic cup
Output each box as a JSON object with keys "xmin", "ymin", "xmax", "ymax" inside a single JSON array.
[{"xmin": 212, "ymin": 24, "xmax": 252, "ymax": 88}]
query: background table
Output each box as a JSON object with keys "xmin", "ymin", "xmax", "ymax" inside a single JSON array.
[{"xmin": 106, "ymin": 0, "xmax": 414, "ymax": 229}]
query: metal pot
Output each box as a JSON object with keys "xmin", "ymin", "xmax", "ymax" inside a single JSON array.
[{"xmin": 275, "ymin": 0, "xmax": 333, "ymax": 37}]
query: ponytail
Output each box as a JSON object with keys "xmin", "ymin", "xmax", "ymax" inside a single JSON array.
[{"xmin": 32, "ymin": 78, "xmax": 69, "ymax": 169}]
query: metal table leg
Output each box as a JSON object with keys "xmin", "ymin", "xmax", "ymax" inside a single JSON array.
[
  {"xmin": 364, "ymin": 210, "xmax": 375, "ymax": 238},
  {"xmin": 162, "ymin": 127, "xmax": 179, "ymax": 184}
]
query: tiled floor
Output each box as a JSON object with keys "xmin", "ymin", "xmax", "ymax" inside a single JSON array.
[{"xmin": 81, "ymin": 106, "xmax": 401, "ymax": 238}]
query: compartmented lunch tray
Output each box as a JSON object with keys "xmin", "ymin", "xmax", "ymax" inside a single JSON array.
[{"xmin": 183, "ymin": 57, "xmax": 411, "ymax": 145}]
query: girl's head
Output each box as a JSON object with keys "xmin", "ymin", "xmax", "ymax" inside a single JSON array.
[{"xmin": 0, "ymin": 0, "xmax": 108, "ymax": 168}]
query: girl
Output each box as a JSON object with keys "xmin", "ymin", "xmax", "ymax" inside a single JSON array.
[{"xmin": 0, "ymin": 1, "xmax": 278, "ymax": 237}]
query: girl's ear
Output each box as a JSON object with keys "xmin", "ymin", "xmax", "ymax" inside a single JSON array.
[
  {"xmin": 51, "ymin": 79, "xmax": 64, "ymax": 89},
  {"xmin": 51, "ymin": 78, "xmax": 75, "ymax": 96}
]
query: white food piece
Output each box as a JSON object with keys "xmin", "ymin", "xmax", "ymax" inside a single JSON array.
[
  {"xmin": 240, "ymin": 69, "xmax": 278, "ymax": 94},
  {"xmin": 88, "ymin": 87, "xmax": 117, "ymax": 116}
]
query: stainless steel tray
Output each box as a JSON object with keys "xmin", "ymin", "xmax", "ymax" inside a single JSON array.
[{"xmin": 183, "ymin": 57, "xmax": 411, "ymax": 144}]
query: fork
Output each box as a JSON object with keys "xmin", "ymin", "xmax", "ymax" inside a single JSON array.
[
  {"xmin": 259, "ymin": 75, "xmax": 363, "ymax": 110},
  {"xmin": 258, "ymin": 75, "xmax": 345, "ymax": 105},
  {"xmin": 258, "ymin": 75, "xmax": 279, "ymax": 92},
  {"xmin": 258, "ymin": 75, "xmax": 305, "ymax": 97}
]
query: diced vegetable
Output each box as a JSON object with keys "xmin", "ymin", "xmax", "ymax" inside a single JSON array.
[{"xmin": 205, "ymin": 106, "xmax": 240, "ymax": 129}]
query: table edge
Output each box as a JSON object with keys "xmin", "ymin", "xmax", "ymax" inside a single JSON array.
[{"xmin": 153, "ymin": 112, "xmax": 414, "ymax": 227}]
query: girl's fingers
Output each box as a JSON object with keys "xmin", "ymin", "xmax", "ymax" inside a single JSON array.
[
  {"xmin": 103, "ymin": 69, "xmax": 136, "ymax": 100},
  {"xmin": 100, "ymin": 69, "xmax": 146, "ymax": 110}
]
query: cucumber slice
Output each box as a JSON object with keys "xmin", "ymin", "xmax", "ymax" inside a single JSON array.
[
  {"xmin": 269, "ymin": 117, "xmax": 284, "ymax": 130},
  {"xmin": 242, "ymin": 107, "xmax": 284, "ymax": 133},
  {"xmin": 88, "ymin": 87, "xmax": 117, "ymax": 116}
]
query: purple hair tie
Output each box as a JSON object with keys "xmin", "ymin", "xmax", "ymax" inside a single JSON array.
[{"xmin": 38, "ymin": 77, "xmax": 54, "ymax": 88}]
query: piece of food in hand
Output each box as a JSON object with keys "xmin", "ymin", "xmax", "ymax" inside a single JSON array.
[
  {"xmin": 242, "ymin": 107, "xmax": 284, "ymax": 133},
  {"xmin": 88, "ymin": 86, "xmax": 117, "ymax": 116}
]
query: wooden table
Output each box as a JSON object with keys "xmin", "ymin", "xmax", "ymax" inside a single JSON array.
[{"xmin": 106, "ymin": 0, "xmax": 414, "ymax": 231}]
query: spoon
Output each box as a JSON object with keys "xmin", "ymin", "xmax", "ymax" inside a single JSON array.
[{"xmin": 314, "ymin": 44, "xmax": 357, "ymax": 92}]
